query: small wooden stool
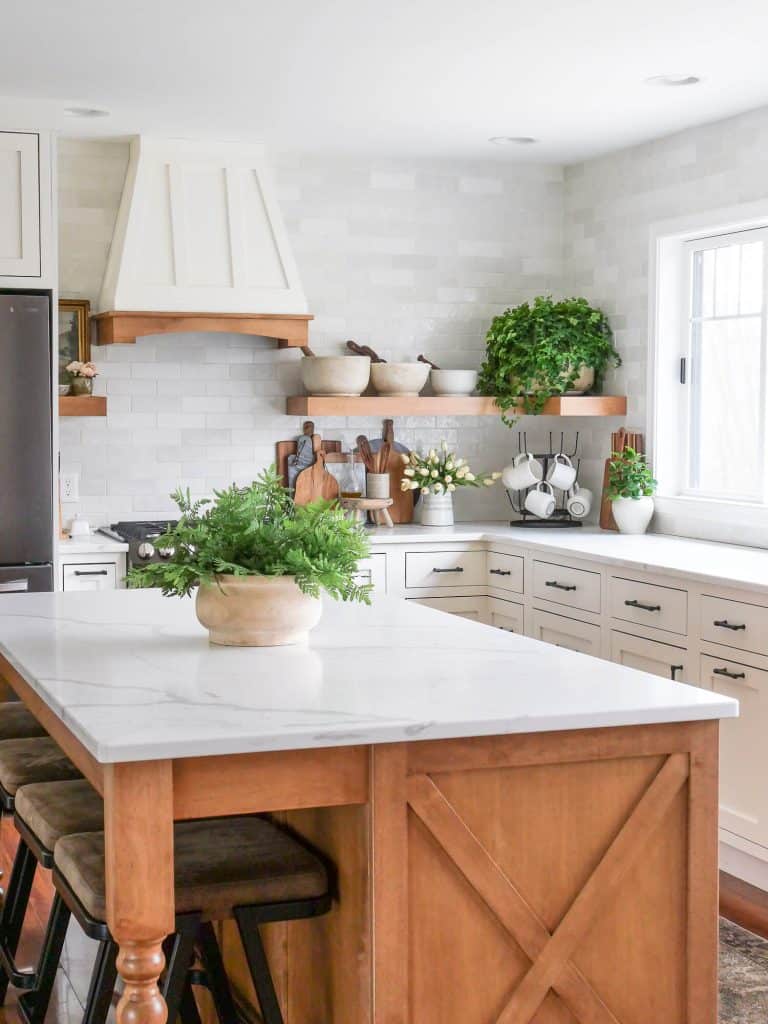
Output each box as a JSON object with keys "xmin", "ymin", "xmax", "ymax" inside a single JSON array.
[{"xmin": 340, "ymin": 496, "xmax": 394, "ymax": 528}]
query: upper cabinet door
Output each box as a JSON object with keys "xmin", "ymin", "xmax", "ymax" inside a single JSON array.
[{"xmin": 0, "ymin": 132, "xmax": 40, "ymax": 278}]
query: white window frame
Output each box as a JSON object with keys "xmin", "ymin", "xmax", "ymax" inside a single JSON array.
[{"xmin": 649, "ymin": 201, "xmax": 768, "ymax": 547}]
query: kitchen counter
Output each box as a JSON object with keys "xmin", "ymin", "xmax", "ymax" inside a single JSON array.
[
  {"xmin": 363, "ymin": 521, "xmax": 768, "ymax": 593},
  {"xmin": 58, "ymin": 535, "xmax": 128, "ymax": 555},
  {"xmin": 0, "ymin": 589, "xmax": 735, "ymax": 763}
]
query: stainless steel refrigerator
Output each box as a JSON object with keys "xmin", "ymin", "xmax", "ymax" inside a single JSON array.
[{"xmin": 0, "ymin": 293, "xmax": 53, "ymax": 593}]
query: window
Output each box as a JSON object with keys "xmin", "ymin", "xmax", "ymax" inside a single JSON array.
[{"xmin": 682, "ymin": 228, "xmax": 768, "ymax": 504}]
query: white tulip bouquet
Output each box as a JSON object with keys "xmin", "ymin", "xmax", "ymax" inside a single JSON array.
[{"xmin": 400, "ymin": 442, "xmax": 501, "ymax": 495}]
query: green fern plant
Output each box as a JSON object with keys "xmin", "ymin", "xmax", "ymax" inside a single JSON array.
[{"xmin": 126, "ymin": 466, "xmax": 372, "ymax": 603}]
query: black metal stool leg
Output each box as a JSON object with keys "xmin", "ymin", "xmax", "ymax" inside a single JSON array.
[
  {"xmin": 196, "ymin": 922, "xmax": 239, "ymax": 1024},
  {"xmin": 0, "ymin": 839, "xmax": 37, "ymax": 1001},
  {"xmin": 233, "ymin": 908, "xmax": 284, "ymax": 1024},
  {"xmin": 81, "ymin": 939, "xmax": 118, "ymax": 1024},
  {"xmin": 161, "ymin": 914, "xmax": 201, "ymax": 1024},
  {"xmin": 15, "ymin": 893, "xmax": 71, "ymax": 1024}
]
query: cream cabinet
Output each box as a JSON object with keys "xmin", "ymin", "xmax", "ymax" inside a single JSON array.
[
  {"xmin": 0, "ymin": 132, "xmax": 40, "ymax": 278},
  {"xmin": 408, "ymin": 596, "xmax": 485, "ymax": 622},
  {"xmin": 610, "ymin": 630, "xmax": 692, "ymax": 682},
  {"xmin": 487, "ymin": 597, "xmax": 524, "ymax": 634},
  {"xmin": 531, "ymin": 608, "xmax": 602, "ymax": 656},
  {"xmin": 353, "ymin": 554, "xmax": 387, "ymax": 594},
  {"xmin": 62, "ymin": 562, "xmax": 118, "ymax": 592}
]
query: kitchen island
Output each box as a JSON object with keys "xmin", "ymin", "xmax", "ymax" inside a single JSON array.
[{"xmin": 0, "ymin": 590, "xmax": 737, "ymax": 1024}]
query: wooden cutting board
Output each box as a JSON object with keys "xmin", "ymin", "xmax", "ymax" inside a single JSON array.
[
  {"xmin": 294, "ymin": 434, "xmax": 340, "ymax": 505},
  {"xmin": 369, "ymin": 419, "xmax": 414, "ymax": 523},
  {"xmin": 275, "ymin": 421, "xmax": 341, "ymax": 488}
]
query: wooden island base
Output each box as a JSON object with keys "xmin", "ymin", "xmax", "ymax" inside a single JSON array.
[{"xmin": 218, "ymin": 720, "xmax": 718, "ymax": 1024}]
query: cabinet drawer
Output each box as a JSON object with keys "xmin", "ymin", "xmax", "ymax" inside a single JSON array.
[
  {"xmin": 700, "ymin": 653, "xmax": 767, "ymax": 849},
  {"xmin": 408, "ymin": 596, "xmax": 485, "ymax": 622},
  {"xmin": 532, "ymin": 560, "xmax": 601, "ymax": 614},
  {"xmin": 531, "ymin": 608, "xmax": 602, "ymax": 656},
  {"xmin": 353, "ymin": 553, "xmax": 387, "ymax": 594},
  {"xmin": 62, "ymin": 562, "xmax": 117, "ymax": 592},
  {"xmin": 486, "ymin": 551, "xmax": 524, "ymax": 595},
  {"xmin": 610, "ymin": 630, "xmax": 691, "ymax": 682},
  {"xmin": 487, "ymin": 597, "xmax": 524, "ymax": 634},
  {"xmin": 609, "ymin": 577, "xmax": 687, "ymax": 636},
  {"xmin": 700, "ymin": 595, "xmax": 768, "ymax": 657},
  {"xmin": 405, "ymin": 550, "xmax": 485, "ymax": 590}
]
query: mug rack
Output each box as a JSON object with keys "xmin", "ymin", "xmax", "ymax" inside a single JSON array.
[{"xmin": 505, "ymin": 431, "xmax": 583, "ymax": 528}]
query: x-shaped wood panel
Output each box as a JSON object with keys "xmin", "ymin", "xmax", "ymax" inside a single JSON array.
[{"xmin": 407, "ymin": 752, "xmax": 689, "ymax": 1024}]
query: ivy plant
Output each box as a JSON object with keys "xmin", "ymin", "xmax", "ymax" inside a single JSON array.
[
  {"xmin": 607, "ymin": 447, "xmax": 657, "ymax": 500},
  {"xmin": 477, "ymin": 296, "xmax": 621, "ymax": 426},
  {"xmin": 126, "ymin": 466, "xmax": 372, "ymax": 603}
]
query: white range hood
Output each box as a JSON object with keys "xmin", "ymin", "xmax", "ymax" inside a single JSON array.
[{"xmin": 95, "ymin": 136, "xmax": 310, "ymax": 346}]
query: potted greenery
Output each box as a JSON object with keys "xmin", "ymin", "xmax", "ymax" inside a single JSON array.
[
  {"xmin": 400, "ymin": 442, "xmax": 500, "ymax": 526},
  {"xmin": 477, "ymin": 296, "xmax": 621, "ymax": 426},
  {"xmin": 127, "ymin": 467, "xmax": 372, "ymax": 646},
  {"xmin": 66, "ymin": 360, "xmax": 98, "ymax": 396},
  {"xmin": 607, "ymin": 447, "xmax": 657, "ymax": 535}
]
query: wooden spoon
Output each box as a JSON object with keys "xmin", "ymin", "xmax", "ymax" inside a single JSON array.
[
  {"xmin": 356, "ymin": 435, "xmax": 376, "ymax": 473},
  {"xmin": 347, "ymin": 340, "xmax": 386, "ymax": 363},
  {"xmin": 377, "ymin": 442, "xmax": 392, "ymax": 474},
  {"xmin": 418, "ymin": 354, "xmax": 441, "ymax": 370}
]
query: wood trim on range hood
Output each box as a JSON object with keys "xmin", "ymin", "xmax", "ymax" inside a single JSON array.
[{"xmin": 93, "ymin": 310, "xmax": 313, "ymax": 346}]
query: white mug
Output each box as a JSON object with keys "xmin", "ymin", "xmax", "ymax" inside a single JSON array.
[
  {"xmin": 567, "ymin": 484, "xmax": 593, "ymax": 519},
  {"xmin": 69, "ymin": 516, "xmax": 91, "ymax": 538},
  {"xmin": 524, "ymin": 481, "xmax": 556, "ymax": 519},
  {"xmin": 547, "ymin": 453, "xmax": 577, "ymax": 491},
  {"xmin": 502, "ymin": 453, "xmax": 543, "ymax": 491}
]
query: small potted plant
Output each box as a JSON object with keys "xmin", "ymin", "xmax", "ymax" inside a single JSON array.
[
  {"xmin": 401, "ymin": 442, "xmax": 500, "ymax": 526},
  {"xmin": 478, "ymin": 296, "xmax": 621, "ymax": 426},
  {"xmin": 607, "ymin": 447, "xmax": 657, "ymax": 535},
  {"xmin": 127, "ymin": 467, "xmax": 372, "ymax": 646},
  {"xmin": 66, "ymin": 360, "xmax": 98, "ymax": 396}
]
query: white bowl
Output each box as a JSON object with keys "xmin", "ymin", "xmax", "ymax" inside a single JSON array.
[
  {"xmin": 300, "ymin": 356, "xmax": 371, "ymax": 397},
  {"xmin": 58, "ymin": 384, "xmax": 70, "ymax": 396},
  {"xmin": 430, "ymin": 369, "xmax": 478, "ymax": 396},
  {"xmin": 370, "ymin": 362, "xmax": 429, "ymax": 397}
]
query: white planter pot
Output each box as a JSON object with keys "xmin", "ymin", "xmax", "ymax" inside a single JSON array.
[
  {"xmin": 612, "ymin": 496, "xmax": 654, "ymax": 535},
  {"xmin": 196, "ymin": 574, "xmax": 322, "ymax": 647},
  {"xmin": 421, "ymin": 491, "xmax": 454, "ymax": 527}
]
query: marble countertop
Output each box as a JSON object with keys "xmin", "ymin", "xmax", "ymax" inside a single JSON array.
[
  {"xmin": 364, "ymin": 522, "xmax": 768, "ymax": 593},
  {"xmin": 0, "ymin": 590, "xmax": 736, "ymax": 764},
  {"xmin": 59, "ymin": 536, "xmax": 128, "ymax": 555}
]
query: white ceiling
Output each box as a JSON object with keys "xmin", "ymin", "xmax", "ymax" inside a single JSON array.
[{"xmin": 2, "ymin": 0, "xmax": 768, "ymax": 163}]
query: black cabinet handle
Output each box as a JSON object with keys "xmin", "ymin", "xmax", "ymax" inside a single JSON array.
[
  {"xmin": 432, "ymin": 566, "xmax": 464, "ymax": 574},
  {"xmin": 545, "ymin": 580, "xmax": 576, "ymax": 592},
  {"xmin": 713, "ymin": 667, "xmax": 746, "ymax": 680},
  {"xmin": 73, "ymin": 570, "xmax": 109, "ymax": 577},
  {"xmin": 625, "ymin": 599, "xmax": 661, "ymax": 613},
  {"xmin": 490, "ymin": 568, "xmax": 512, "ymax": 577},
  {"xmin": 670, "ymin": 664, "xmax": 684, "ymax": 680},
  {"xmin": 713, "ymin": 619, "xmax": 746, "ymax": 631}
]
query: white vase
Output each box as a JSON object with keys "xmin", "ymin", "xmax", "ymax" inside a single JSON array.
[
  {"xmin": 421, "ymin": 491, "xmax": 454, "ymax": 527},
  {"xmin": 612, "ymin": 496, "xmax": 654, "ymax": 535}
]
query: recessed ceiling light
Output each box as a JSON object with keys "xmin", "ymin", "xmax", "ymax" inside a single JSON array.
[
  {"xmin": 63, "ymin": 106, "xmax": 110, "ymax": 118},
  {"xmin": 489, "ymin": 136, "xmax": 537, "ymax": 146},
  {"xmin": 645, "ymin": 74, "xmax": 701, "ymax": 87}
]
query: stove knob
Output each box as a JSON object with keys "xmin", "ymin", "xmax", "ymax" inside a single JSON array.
[
  {"xmin": 157, "ymin": 546, "xmax": 174, "ymax": 559},
  {"xmin": 137, "ymin": 542, "xmax": 156, "ymax": 560}
]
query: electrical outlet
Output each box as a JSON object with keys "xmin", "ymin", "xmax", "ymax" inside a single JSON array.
[{"xmin": 61, "ymin": 472, "xmax": 79, "ymax": 502}]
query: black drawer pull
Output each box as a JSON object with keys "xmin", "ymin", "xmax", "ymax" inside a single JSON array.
[
  {"xmin": 73, "ymin": 570, "xmax": 109, "ymax": 577},
  {"xmin": 432, "ymin": 566, "xmax": 464, "ymax": 574},
  {"xmin": 625, "ymin": 599, "xmax": 661, "ymax": 613},
  {"xmin": 490, "ymin": 568, "xmax": 512, "ymax": 577},
  {"xmin": 545, "ymin": 580, "xmax": 576, "ymax": 592},
  {"xmin": 713, "ymin": 667, "xmax": 746, "ymax": 680},
  {"xmin": 670, "ymin": 665, "xmax": 684, "ymax": 680},
  {"xmin": 713, "ymin": 619, "xmax": 746, "ymax": 631}
]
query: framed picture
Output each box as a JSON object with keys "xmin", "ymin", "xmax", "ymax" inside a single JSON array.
[{"xmin": 58, "ymin": 299, "xmax": 91, "ymax": 384}]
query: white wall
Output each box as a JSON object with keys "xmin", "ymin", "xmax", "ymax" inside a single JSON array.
[{"xmin": 59, "ymin": 139, "xmax": 612, "ymax": 525}]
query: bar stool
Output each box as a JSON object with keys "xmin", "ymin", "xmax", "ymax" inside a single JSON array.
[
  {"xmin": 0, "ymin": 704, "xmax": 47, "ymax": 743},
  {"xmin": 40, "ymin": 817, "xmax": 332, "ymax": 1024},
  {"xmin": 0, "ymin": 740, "xmax": 85, "ymax": 1003}
]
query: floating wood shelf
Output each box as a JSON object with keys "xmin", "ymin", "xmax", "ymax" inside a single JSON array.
[
  {"xmin": 286, "ymin": 395, "xmax": 628, "ymax": 417},
  {"xmin": 93, "ymin": 311, "xmax": 314, "ymax": 347},
  {"xmin": 59, "ymin": 396, "xmax": 107, "ymax": 417}
]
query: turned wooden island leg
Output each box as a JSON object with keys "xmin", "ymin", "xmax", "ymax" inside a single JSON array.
[{"xmin": 104, "ymin": 760, "xmax": 175, "ymax": 1024}]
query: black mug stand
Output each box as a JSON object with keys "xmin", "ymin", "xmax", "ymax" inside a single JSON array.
[{"xmin": 506, "ymin": 431, "xmax": 584, "ymax": 528}]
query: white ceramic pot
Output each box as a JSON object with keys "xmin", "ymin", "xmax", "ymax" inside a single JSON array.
[
  {"xmin": 525, "ymin": 364, "xmax": 595, "ymax": 396},
  {"xmin": 430, "ymin": 369, "xmax": 478, "ymax": 396},
  {"xmin": 300, "ymin": 356, "xmax": 370, "ymax": 396},
  {"xmin": 611, "ymin": 496, "xmax": 654, "ymax": 535},
  {"xmin": 420, "ymin": 491, "xmax": 454, "ymax": 527},
  {"xmin": 196, "ymin": 575, "xmax": 322, "ymax": 647},
  {"xmin": 370, "ymin": 362, "xmax": 430, "ymax": 396},
  {"xmin": 366, "ymin": 472, "xmax": 390, "ymax": 499}
]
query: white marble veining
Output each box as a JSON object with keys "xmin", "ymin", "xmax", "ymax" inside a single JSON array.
[
  {"xmin": 0, "ymin": 590, "xmax": 736, "ymax": 764},
  {"xmin": 58, "ymin": 537, "xmax": 128, "ymax": 555},
  {"xmin": 366, "ymin": 522, "xmax": 768, "ymax": 594}
]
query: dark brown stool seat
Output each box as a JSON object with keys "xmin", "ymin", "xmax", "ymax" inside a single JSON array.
[
  {"xmin": 15, "ymin": 781, "xmax": 103, "ymax": 860},
  {"xmin": 55, "ymin": 816, "xmax": 328, "ymax": 921},
  {"xmin": 0, "ymin": 705, "xmax": 46, "ymax": 743},
  {"xmin": 0, "ymin": 738, "xmax": 82, "ymax": 808}
]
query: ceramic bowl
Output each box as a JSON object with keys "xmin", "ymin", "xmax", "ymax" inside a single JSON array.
[
  {"xmin": 370, "ymin": 362, "xmax": 430, "ymax": 397},
  {"xmin": 58, "ymin": 384, "xmax": 70, "ymax": 396},
  {"xmin": 300, "ymin": 356, "xmax": 371, "ymax": 397},
  {"xmin": 430, "ymin": 369, "xmax": 478, "ymax": 396}
]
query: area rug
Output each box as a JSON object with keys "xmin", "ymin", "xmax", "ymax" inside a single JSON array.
[{"xmin": 720, "ymin": 918, "xmax": 768, "ymax": 1023}]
